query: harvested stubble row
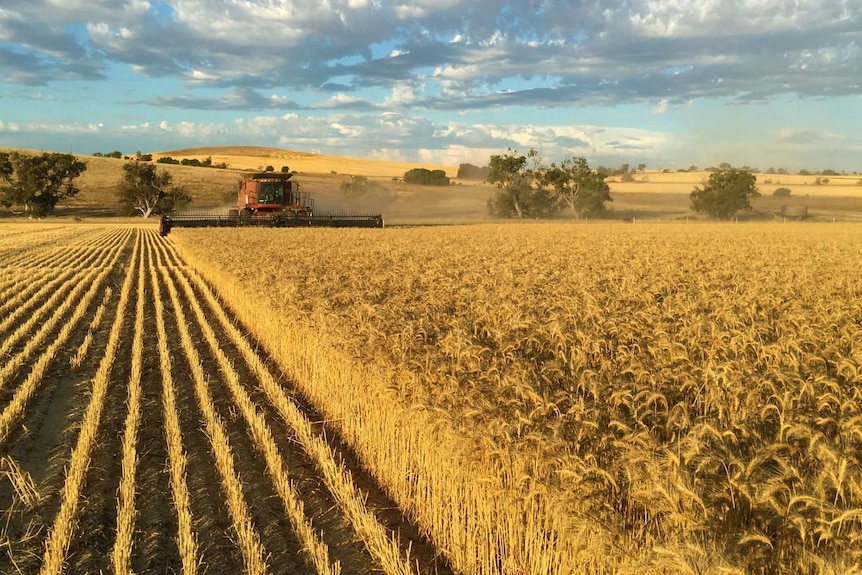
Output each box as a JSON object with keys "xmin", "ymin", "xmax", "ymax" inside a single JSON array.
[
  {"xmin": 0, "ymin": 228, "xmax": 132, "ymax": 442},
  {"xmin": 171, "ymin": 222, "xmax": 862, "ymax": 575},
  {"xmin": 0, "ymin": 223, "xmax": 443, "ymax": 575},
  {"xmin": 154, "ymin": 237, "xmax": 342, "ymax": 575},
  {"xmin": 146, "ymin": 233, "xmax": 199, "ymax": 575},
  {"xmin": 39, "ymin": 230, "xmax": 142, "ymax": 575}
]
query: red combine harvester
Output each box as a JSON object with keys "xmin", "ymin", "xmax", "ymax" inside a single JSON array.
[{"xmin": 159, "ymin": 171, "xmax": 383, "ymax": 235}]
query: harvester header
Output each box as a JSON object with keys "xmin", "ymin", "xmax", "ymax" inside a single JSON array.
[{"xmin": 159, "ymin": 170, "xmax": 383, "ymax": 235}]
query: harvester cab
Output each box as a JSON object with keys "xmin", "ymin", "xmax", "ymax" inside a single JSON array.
[
  {"xmin": 159, "ymin": 170, "xmax": 383, "ymax": 235},
  {"xmin": 235, "ymin": 172, "xmax": 312, "ymax": 218}
]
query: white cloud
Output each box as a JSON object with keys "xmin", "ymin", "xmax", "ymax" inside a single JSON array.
[
  {"xmin": 330, "ymin": 122, "xmax": 361, "ymax": 137},
  {"xmin": 0, "ymin": 119, "xmax": 101, "ymax": 134},
  {"xmin": 311, "ymin": 93, "xmax": 372, "ymax": 109},
  {"xmin": 776, "ymin": 127, "xmax": 843, "ymax": 145},
  {"xmin": 391, "ymin": 0, "xmax": 461, "ymax": 19},
  {"xmin": 628, "ymin": 0, "xmax": 849, "ymax": 37},
  {"xmin": 188, "ymin": 69, "xmax": 219, "ymax": 82},
  {"xmin": 384, "ymin": 81, "xmax": 421, "ymax": 106}
]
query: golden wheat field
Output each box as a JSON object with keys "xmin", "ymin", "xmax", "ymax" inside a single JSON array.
[
  {"xmin": 0, "ymin": 223, "xmax": 450, "ymax": 575},
  {"xmin": 2, "ymin": 220, "xmax": 861, "ymax": 575},
  {"xmin": 169, "ymin": 222, "xmax": 862, "ymax": 575}
]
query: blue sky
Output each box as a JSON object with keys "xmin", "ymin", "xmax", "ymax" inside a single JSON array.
[{"xmin": 1, "ymin": 0, "xmax": 860, "ymax": 171}]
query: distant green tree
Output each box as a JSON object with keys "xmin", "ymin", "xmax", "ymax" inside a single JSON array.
[
  {"xmin": 0, "ymin": 151, "xmax": 87, "ymax": 216},
  {"xmin": 117, "ymin": 161, "xmax": 191, "ymax": 217},
  {"xmin": 403, "ymin": 168, "xmax": 450, "ymax": 185},
  {"xmin": 690, "ymin": 169, "xmax": 760, "ymax": 219},
  {"xmin": 773, "ymin": 187, "xmax": 792, "ymax": 197},
  {"xmin": 339, "ymin": 175, "xmax": 386, "ymax": 198},
  {"xmin": 540, "ymin": 157, "xmax": 612, "ymax": 218},
  {"xmin": 457, "ymin": 163, "xmax": 490, "ymax": 179},
  {"xmin": 487, "ymin": 148, "xmax": 549, "ymax": 218}
]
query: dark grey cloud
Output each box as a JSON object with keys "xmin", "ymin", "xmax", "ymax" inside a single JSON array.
[
  {"xmin": 0, "ymin": 45, "xmax": 105, "ymax": 85},
  {"xmin": 0, "ymin": 47, "xmax": 54, "ymax": 86},
  {"xmin": 149, "ymin": 88, "xmax": 300, "ymax": 110}
]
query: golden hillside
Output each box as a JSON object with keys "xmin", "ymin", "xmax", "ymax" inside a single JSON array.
[{"xmin": 155, "ymin": 146, "xmax": 460, "ymax": 178}]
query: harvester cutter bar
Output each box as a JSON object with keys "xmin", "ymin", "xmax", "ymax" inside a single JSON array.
[{"xmin": 159, "ymin": 213, "xmax": 384, "ymax": 235}]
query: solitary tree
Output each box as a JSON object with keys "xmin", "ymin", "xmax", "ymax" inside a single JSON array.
[
  {"xmin": 403, "ymin": 168, "xmax": 450, "ymax": 186},
  {"xmin": 339, "ymin": 175, "xmax": 385, "ymax": 198},
  {"xmin": 486, "ymin": 148, "xmax": 550, "ymax": 218},
  {"xmin": 540, "ymin": 157, "xmax": 612, "ymax": 218},
  {"xmin": 690, "ymin": 169, "xmax": 759, "ymax": 219},
  {"xmin": 117, "ymin": 161, "xmax": 191, "ymax": 217},
  {"xmin": 457, "ymin": 163, "xmax": 489, "ymax": 180},
  {"xmin": 0, "ymin": 151, "xmax": 87, "ymax": 217}
]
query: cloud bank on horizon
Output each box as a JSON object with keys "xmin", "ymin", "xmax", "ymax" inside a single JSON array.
[{"xmin": 0, "ymin": 0, "xmax": 860, "ymax": 171}]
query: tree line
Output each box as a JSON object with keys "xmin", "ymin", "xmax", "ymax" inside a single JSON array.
[
  {"xmin": 0, "ymin": 151, "xmax": 190, "ymax": 218},
  {"xmin": 481, "ymin": 150, "xmax": 765, "ymax": 220},
  {"xmin": 0, "ymin": 149, "xmax": 771, "ymax": 221}
]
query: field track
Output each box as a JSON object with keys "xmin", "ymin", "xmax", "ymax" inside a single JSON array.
[{"xmin": 0, "ymin": 224, "xmax": 450, "ymax": 575}]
